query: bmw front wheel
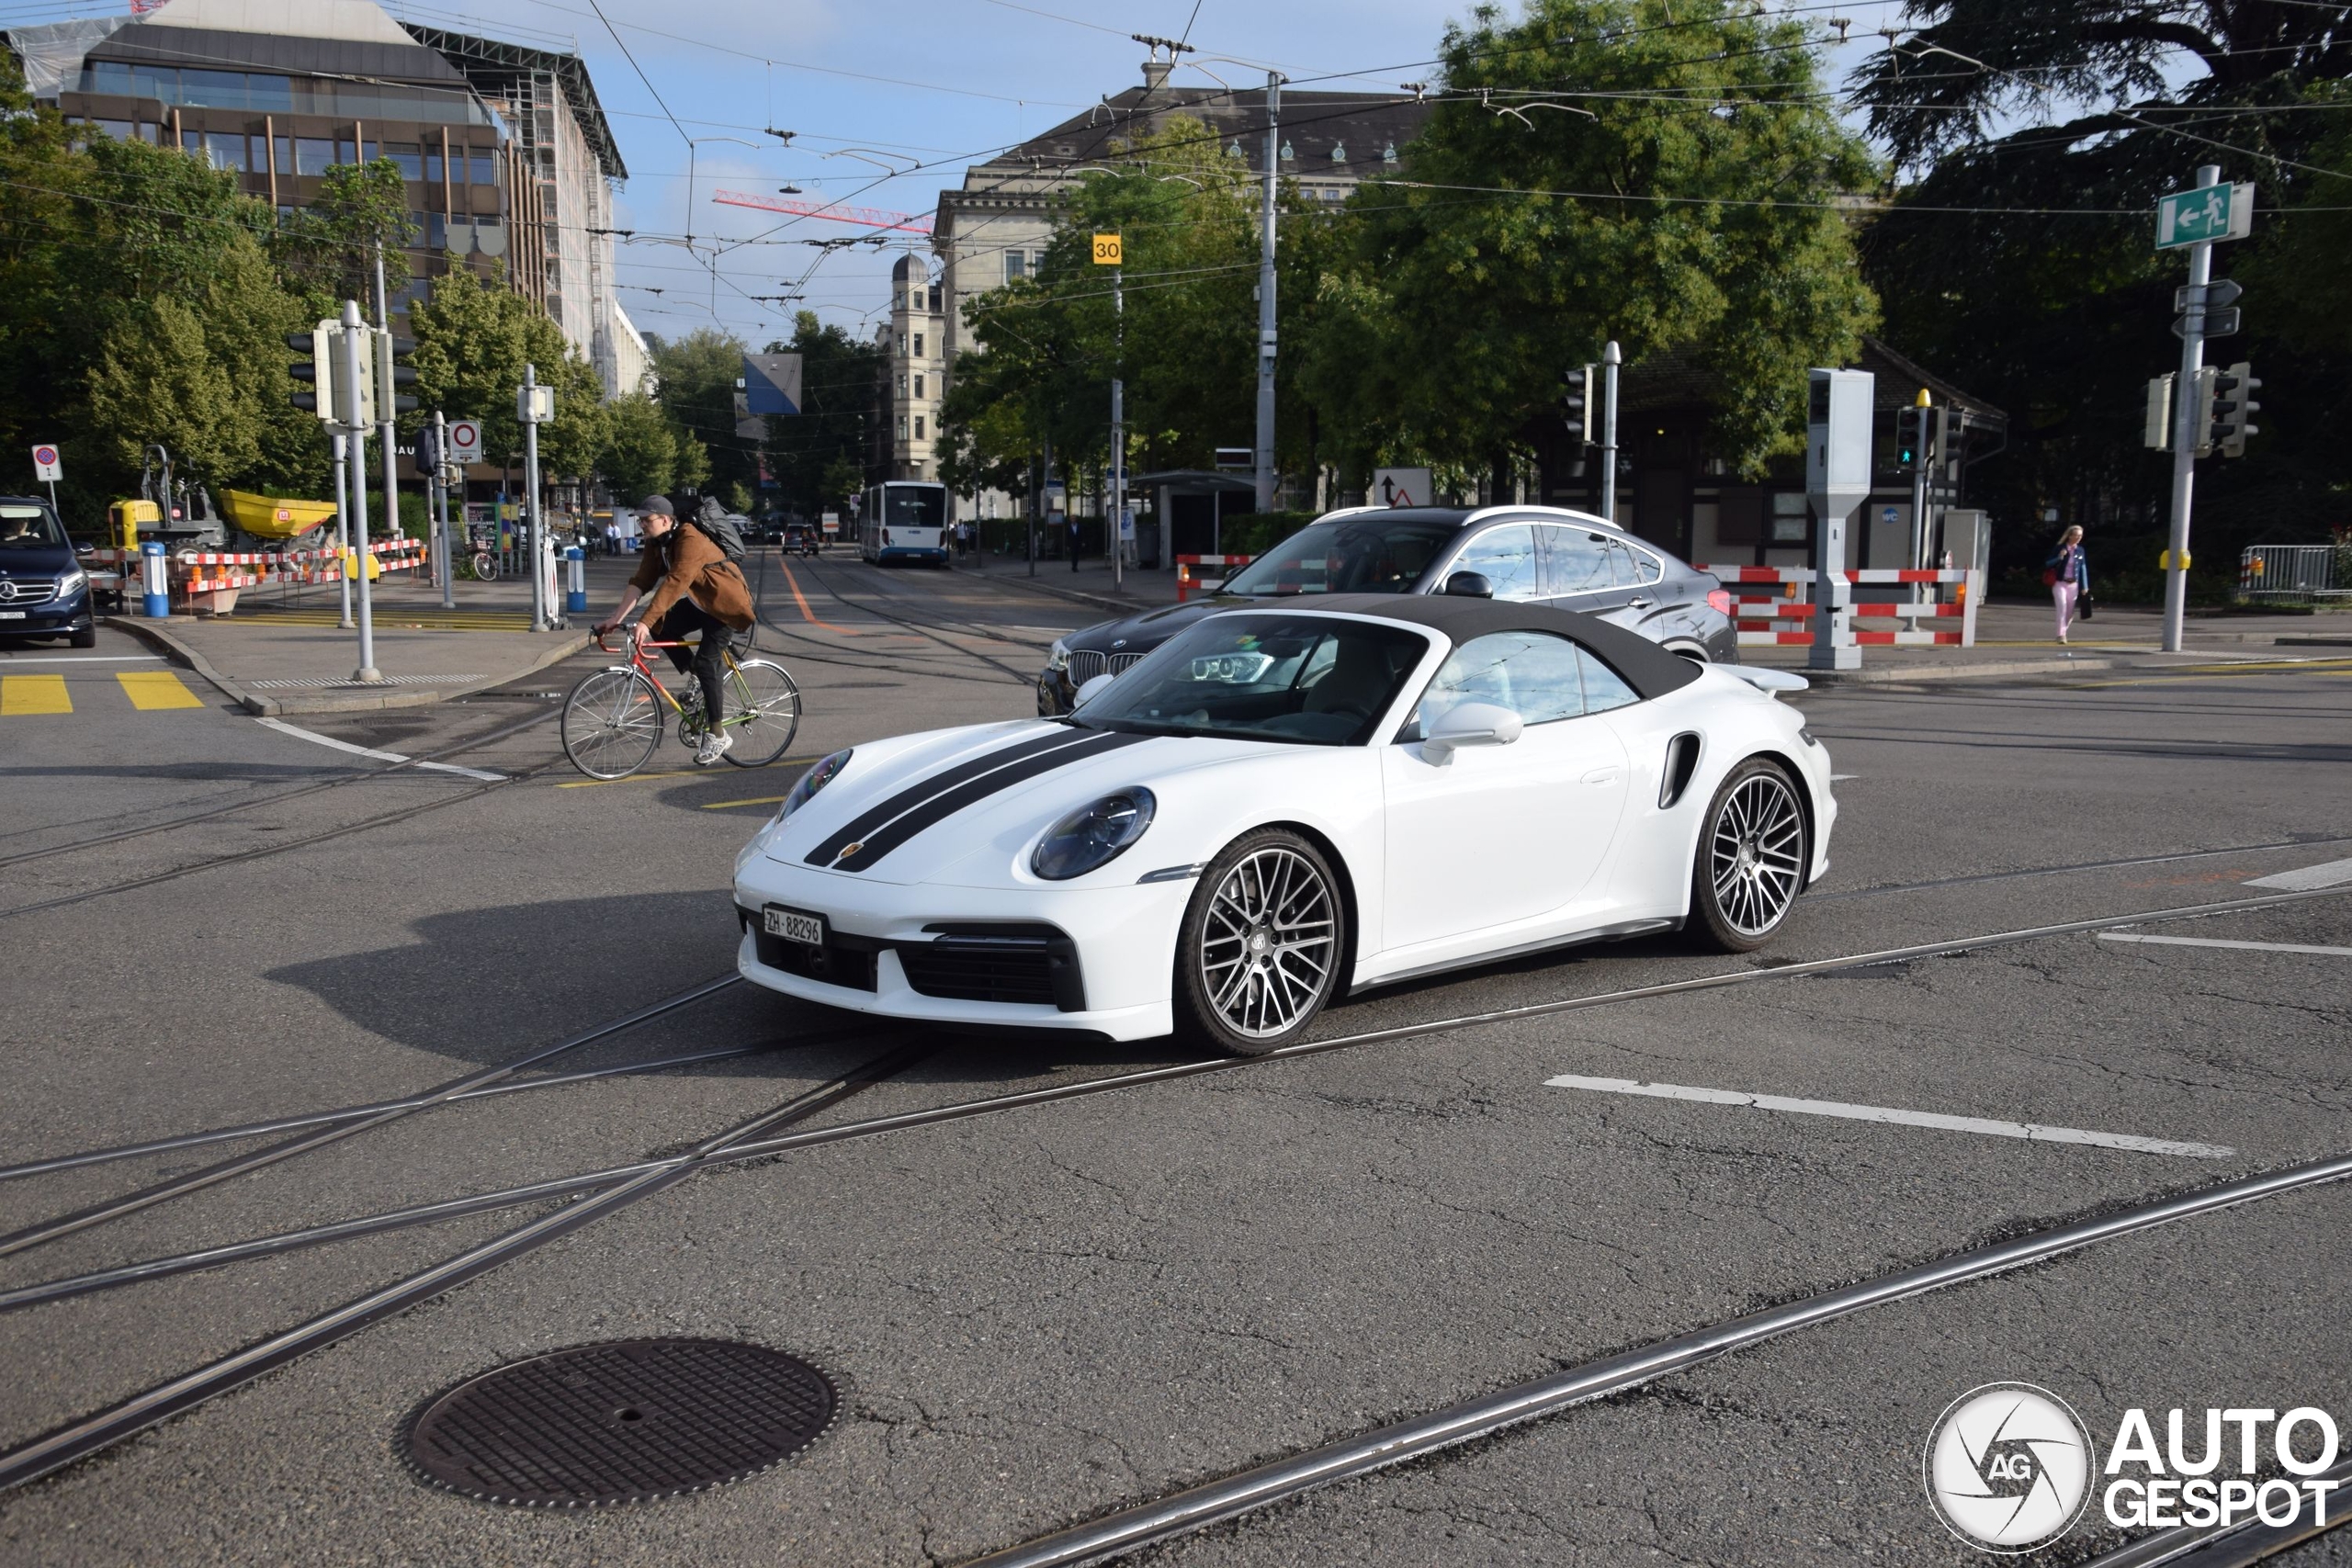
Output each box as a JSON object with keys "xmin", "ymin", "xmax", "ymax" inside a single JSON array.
[
  {"xmin": 1690, "ymin": 758, "xmax": 1808, "ymax": 952},
  {"xmin": 1174, "ymin": 829, "xmax": 1346, "ymax": 1056}
]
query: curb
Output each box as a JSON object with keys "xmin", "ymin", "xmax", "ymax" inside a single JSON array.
[
  {"xmin": 103, "ymin": 615, "xmax": 592, "ymax": 715},
  {"xmin": 948, "ymin": 563, "xmax": 1166, "ymax": 618},
  {"xmin": 1762, "ymin": 656, "xmax": 2133, "ymax": 685}
]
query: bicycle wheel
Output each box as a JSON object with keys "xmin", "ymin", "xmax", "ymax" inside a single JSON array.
[
  {"xmin": 472, "ymin": 551, "xmax": 498, "ymax": 582},
  {"xmin": 561, "ymin": 667, "xmax": 664, "ymax": 779},
  {"xmin": 720, "ymin": 659, "xmax": 800, "ymax": 767}
]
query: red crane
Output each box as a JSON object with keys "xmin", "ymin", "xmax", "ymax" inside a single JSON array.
[{"xmin": 710, "ymin": 190, "xmax": 932, "ymax": 235}]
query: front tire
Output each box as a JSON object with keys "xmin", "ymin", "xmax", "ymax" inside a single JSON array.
[
  {"xmin": 561, "ymin": 667, "xmax": 664, "ymax": 779},
  {"xmin": 1689, "ymin": 758, "xmax": 1808, "ymax": 952},
  {"xmin": 1174, "ymin": 829, "xmax": 1346, "ymax": 1056},
  {"xmin": 69, "ymin": 624, "xmax": 97, "ymax": 649}
]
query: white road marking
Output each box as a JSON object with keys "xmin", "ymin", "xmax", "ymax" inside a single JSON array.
[
  {"xmin": 1830, "ymin": 773, "xmax": 1859, "ymax": 782},
  {"xmin": 2098, "ymin": 932, "xmax": 2352, "ymax": 958},
  {"xmin": 1544, "ymin": 1075, "xmax": 2235, "ymax": 1159},
  {"xmin": 0, "ymin": 655, "xmax": 163, "ymax": 664},
  {"xmin": 2246, "ymin": 856, "xmax": 2352, "ymax": 892},
  {"xmin": 254, "ymin": 717, "xmax": 504, "ymax": 782}
]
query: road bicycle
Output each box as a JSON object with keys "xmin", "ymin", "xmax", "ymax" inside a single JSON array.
[
  {"xmin": 561, "ymin": 627, "xmax": 800, "ymax": 779},
  {"xmin": 465, "ymin": 549, "xmax": 499, "ymax": 581}
]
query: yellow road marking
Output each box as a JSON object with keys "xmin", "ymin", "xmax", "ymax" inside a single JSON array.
[
  {"xmin": 1, "ymin": 674, "xmax": 71, "ymax": 715},
  {"xmin": 2071, "ymin": 659, "xmax": 2352, "ymax": 688},
  {"xmin": 700, "ymin": 795, "xmax": 788, "ymax": 809},
  {"xmin": 555, "ymin": 756, "xmax": 816, "ymax": 789},
  {"xmin": 117, "ymin": 670, "xmax": 204, "ymax": 709}
]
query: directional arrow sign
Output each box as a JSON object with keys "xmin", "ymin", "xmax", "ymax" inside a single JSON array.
[
  {"xmin": 2176, "ymin": 278, "xmax": 2244, "ymax": 311},
  {"xmin": 2173, "ymin": 306, "xmax": 2241, "ymax": 340},
  {"xmin": 2157, "ymin": 183, "xmax": 2256, "ymax": 250}
]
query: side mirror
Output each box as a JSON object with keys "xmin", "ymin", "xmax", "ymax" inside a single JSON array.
[
  {"xmin": 1074, "ymin": 672, "xmax": 1114, "ymax": 706},
  {"xmin": 1442, "ymin": 570, "xmax": 1493, "ymax": 598},
  {"xmin": 1420, "ymin": 701, "xmax": 1523, "ymax": 762},
  {"xmin": 75, "ymin": 543, "xmax": 95, "ymax": 558}
]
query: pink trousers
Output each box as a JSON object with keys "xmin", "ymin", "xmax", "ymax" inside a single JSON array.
[{"xmin": 2052, "ymin": 581, "xmax": 2078, "ymax": 640}]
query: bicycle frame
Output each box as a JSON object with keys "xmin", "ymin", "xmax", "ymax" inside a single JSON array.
[{"xmin": 594, "ymin": 630, "xmax": 759, "ymax": 731}]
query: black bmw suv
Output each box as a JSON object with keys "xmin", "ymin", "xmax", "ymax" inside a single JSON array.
[
  {"xmin": 1037, "ymin": 504, "xmax": 1736, "ymax": 716},
  {"xmin": 0, "ymin": 497, "xmax": 96, "ymax": 649}
]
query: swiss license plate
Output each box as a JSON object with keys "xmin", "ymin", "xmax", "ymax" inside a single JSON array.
[
  {"xmin": 0, "ymin": 611, "xmax": 23, "ymax": 620},
  {"xmin": 764, "ymin": 907, "xmax": 823, "ymax": 946}
]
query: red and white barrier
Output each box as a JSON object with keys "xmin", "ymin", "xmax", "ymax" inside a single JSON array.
[
  {"xmin": 86, "ymin": 540, "xmax": 426, "ymax": 613},
  {"xmin": 1695, "ymin": 565, "xmax": 1983, "ymax": 649},
  {"xmin": 1175, "ymin": 554, "xmax": 1255, "ymax": 602}
]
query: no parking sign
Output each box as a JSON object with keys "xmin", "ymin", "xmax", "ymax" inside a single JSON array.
[{"xmin": 30, "ymin": 444, "xmax": 61, "ymax": 482}]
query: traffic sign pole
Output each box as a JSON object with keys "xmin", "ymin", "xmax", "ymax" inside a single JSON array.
[
  {"xmin": 435, "ymin": 412, "xmax": 456, "ymax": 610},
  {"xmin": 340, "ymin": 299, "xmax": 383, "ymax": 682},
  {"xmin": 31, "ymin": 445, "xmax": 62, "ymax": 518},
  {"xmin": 2163, "ymin": 166, "xmax": 2221, "ymax": 654}
]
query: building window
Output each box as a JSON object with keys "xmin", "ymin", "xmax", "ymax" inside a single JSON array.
[
  {"xmin": 425, "ymin": 148, "xmax": 442, "ymax": 183},
  {"xmin": 897, "ymin": 414, "xmax": 909, "ymax": 440},
  {"xmin": 897, "ymin": 373, "xmax": 908, "ymax": 399},
  {"xmin": 913, "ymin": 374, "xmax": 924, "ymax": 398},
  {"xmin": 912, "ymin": 333, "xmax": 924, "ymax": 358},
  {"xmin": 469, "ymin": 149, "xmax": 497, "ymax": 186},
  {"xmin": 914, "ymin": 416, "xmax": 925, "ymax": 440},
  {"xmin": 384, "ymin": 141, "xmax": 424, "ymax": 179},
  {"xmin": 1770, "ymin": 492, "xmax": 1810, "ymax": 544},
  {"xmin": 1004, "ymin": 250, "xmax": 1025, "ymax": 281},
  {"xmin": 296, "ymin": 137, "xmax": 334, "ymax": 175}
]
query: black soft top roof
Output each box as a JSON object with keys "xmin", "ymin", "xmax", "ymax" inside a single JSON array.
[{"xmin": 1239, "ymin": 593, "xmax": 1704, "ymax": 703}]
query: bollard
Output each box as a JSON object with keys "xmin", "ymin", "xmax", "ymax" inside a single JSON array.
[
  {"xmin": 140, "ymin": 540, "xmax": 170, "ymax": 618},
  {"xmin": 565, "ymin": 545, "xmax": 586, "ymax": 615}
]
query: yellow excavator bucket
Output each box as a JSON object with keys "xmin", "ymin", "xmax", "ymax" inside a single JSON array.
[{"xmin": 220, "ymin": 489, "xmax": 337, "ymax": 540}]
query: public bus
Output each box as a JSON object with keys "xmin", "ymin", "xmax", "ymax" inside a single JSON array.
[{"xmin": 857, "ymin": 480, "xmax": 950, "ymax": 567}]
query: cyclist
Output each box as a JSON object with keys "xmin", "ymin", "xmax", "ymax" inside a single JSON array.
[{"xmin": 594, "ymin": 494, "xmax": 755, "ymax": 764}]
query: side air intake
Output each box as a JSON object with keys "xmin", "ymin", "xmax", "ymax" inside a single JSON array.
[{"xmin": 1660, "ymin": 732, "xmax": 1702, "ymax": 809}]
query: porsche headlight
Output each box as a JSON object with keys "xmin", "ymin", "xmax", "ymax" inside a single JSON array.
[
  {"xmin": 1032, "ymin": 788, "xmax": 1155, "ymax": 881},
  {"xmin": 1046, "ymin": 638, "xmax": 1070, "ymax": 674},
  {"xmin": 777, "ymin": 749, "xmax": 852, "ymax": 824}
]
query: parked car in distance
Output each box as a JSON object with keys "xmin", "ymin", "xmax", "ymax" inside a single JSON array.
[{"xmin": 1037, "ymin": 505, "xmax": 1737, "ymax": 716}]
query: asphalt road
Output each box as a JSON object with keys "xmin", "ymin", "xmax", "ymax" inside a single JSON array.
[{"xmin": 2, "ymin": 562, "xmax": 2348, "ymax": 1568}]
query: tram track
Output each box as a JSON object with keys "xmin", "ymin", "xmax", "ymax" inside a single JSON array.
[{"xmin": 0, "ymin": 881, "xmax": 2341, "ymax": 1492}]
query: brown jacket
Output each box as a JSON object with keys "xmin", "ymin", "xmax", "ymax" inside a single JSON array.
[{"xmin": 630, "ymin": 524, "xmax": 753, "ymax": 631}]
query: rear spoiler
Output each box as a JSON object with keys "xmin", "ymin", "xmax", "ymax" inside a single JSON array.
[{"xmin": 1724, "ymin": 666, "xmax": 1810, "ymax": 698}]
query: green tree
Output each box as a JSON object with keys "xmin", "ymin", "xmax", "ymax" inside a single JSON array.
[
  {"xmin": 407, "ymin": 262, "xmax": 602, "ymax": 483},
  {"xmin": 647, "ymin": 327, "xmax": 756, "ymax": 502},
  {"xmin": 595, "ymin": 392, "xmax": 681, "ymax": 498},
  {"xmin": 1316, "ymin": 0, "xmax": 1879, "ymax": 481},
  {"xmin": 763, "ymin": 310, "xmax": 879, "ymax": 517},
  {"xmin": 272, "ymin": 159, "xmax": 416, "ymax": 313},
  {"xmin": 1851, "ymin": 1, "xmax": 2352, "ymax": 567}
]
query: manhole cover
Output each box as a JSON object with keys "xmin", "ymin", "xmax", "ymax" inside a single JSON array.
[{"xmin": 406, "ymin": 1337, "xmax": 836, "ymax": 1506}]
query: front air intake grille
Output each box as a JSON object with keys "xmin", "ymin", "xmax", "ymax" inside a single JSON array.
[
  {"xmin": 901, "ymin": 924, "xmax": 1084, "ymax": 1010},
  {"xmin": 1066, "ymin": 650, "xmax": 1146, "ymax": 686},
  {"xmin": 741, "ymin": 908, "xmax": 878, "ymax": 992}
]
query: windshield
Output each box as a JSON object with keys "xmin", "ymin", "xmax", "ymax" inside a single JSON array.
[
  {"xmin": 885, "ymin": 488, "xmax": 945, "ymax": 527},
  {"xmin": 1077, "ymin": 614, "xmax": 1430, "ymax": 746},
  {"xmin": 1220, "ymin": 516, "xmax": 1458, "ymax": 596},
  {"xmin": 0, "ymin": 504, "xmax": 66, "ymax": 550}
]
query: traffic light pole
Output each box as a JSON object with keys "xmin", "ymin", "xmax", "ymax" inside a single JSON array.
[
  {"xmin": 1910, "ymin": 390, "xmax": 1933, "ymax": 570},
  {"xmin": 1599, "ymin": 341, "xmax": 1622, "ymax": 525},
  {"xmin": 523, "ymin": 362, "xmax": 547, "ymax": 634},
  {"xmin": 2163, "ymin": 164, "xmax": 2220, "ymax": 654},
  {"xmin": 339, "ymin": 299, "xmax": 382, "ymax": 683},
  {"xmin": 1252, "ymin": 70, "xmax": 1282, "ymax": 514},
  {"xmin": 1112, "ymin": 262, "xmax": 1125, "ymax": 589},
  {"xmin": 374, "ymin": 243, "xmax": 401, "ymax": 543},
  {"xmin": 435, "ymin": 411, "xmax": 456, "ymax": 611},
  {"xmin": 331, "ymin": 429, "xmax": 353, "ymax": 629}
]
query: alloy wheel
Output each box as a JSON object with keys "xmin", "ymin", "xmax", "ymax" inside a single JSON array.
[
  {"xmin": 1709, "ymin": 772, "xmax": 1804, "ymax": 936},
  {"xmin": 1199, "ymin": 846, "xmax": 1338, "ymax": 1040}
]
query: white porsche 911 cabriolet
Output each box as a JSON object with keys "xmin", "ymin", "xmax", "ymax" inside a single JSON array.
[{"xmin": 732, "ymin": 595, "xmax": 1835, "ymax": 1056}]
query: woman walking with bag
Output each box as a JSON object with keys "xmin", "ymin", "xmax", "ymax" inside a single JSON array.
[{"xmin": 2044, "ymin": 525, "xmax": 2090, "ymax": 644}]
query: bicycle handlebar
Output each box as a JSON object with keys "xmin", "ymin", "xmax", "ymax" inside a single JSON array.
[{"xmin": 594, "ymin": 625, "xmax": 691, "ymax": 654}]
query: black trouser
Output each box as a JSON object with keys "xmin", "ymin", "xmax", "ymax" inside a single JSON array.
[{"xmin": 655, "ymin": 599, "xmax": 729, "ymax": 724}]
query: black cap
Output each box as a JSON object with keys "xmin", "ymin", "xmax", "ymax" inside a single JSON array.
[{"xmin": 638, "ymin": 494, "xmax": 674, "ymax": 518}]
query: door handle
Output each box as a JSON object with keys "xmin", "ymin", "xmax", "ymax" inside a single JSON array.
[
  {"xmin": 1581, "ymin": 766, "xmax": 1623, "ymax": 785},
  {"xmin": 1625, "ymin": 597, "xmax": 1653, "ymax": 609}
]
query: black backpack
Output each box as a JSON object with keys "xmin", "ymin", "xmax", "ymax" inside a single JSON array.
[{"xmin": 689, "ymin": 496, "xmax": 747, "ymax": 563}]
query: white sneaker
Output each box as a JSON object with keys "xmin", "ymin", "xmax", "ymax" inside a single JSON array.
[{"xmin": 693, "ymin": 730, "xmax": 734, "ymax": 766}]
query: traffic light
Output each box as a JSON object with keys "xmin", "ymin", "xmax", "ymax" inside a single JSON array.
[
  {"xmin": 372, "ymin": 332, "xmax": 418, "ymax": 423},
  {"xmin": 286, "ymin": 322, "xmax": 334, "ymax": 419},
  {"xmin": 2144, "ymin": 374, "xmax": 2176, "ymax": 451},
  {"xmin": 1894, "ymin": 405, "xmax": 1926, "ymax": 468},
  {"xmin": 1562, "ymin": 363, "xmax": 1594, "ymax": 444},
  {"xmin": 2209, "ymin": 361, "xmax": 2260, "ymax": 457}
]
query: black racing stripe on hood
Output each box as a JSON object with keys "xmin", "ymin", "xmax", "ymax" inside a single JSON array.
[
  {"xmin": 831, "ymin": 729, "xmax": 1153, "ymax": 873},
  {"xmin": 806, "ymin": 728, "xmax": 1097, "ymax": 868}
]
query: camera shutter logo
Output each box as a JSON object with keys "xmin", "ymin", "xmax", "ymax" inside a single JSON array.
[{"xmin": 1924, "ymin": 1382, "xmax": 2094, "ymax": 1552}]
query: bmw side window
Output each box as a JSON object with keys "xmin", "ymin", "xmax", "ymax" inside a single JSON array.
[
  {"xmin": 1403, "ymin": 631, "xmax": 1587, "ymax": 739},
  {"xmin": 1543, "ymin": 526, "xmax": 1614, "ymax": 596},
  {"xmin": 1451, "ymin": 525, "xmax": 1544, "ymax": 601},
  {"xmin": 1630, "ymin": 547, "xmax": 1664, "ymax": 585},
  {"xmin": 1577, "ymin": 647, "xmax": 1641, "ymax": 713}
]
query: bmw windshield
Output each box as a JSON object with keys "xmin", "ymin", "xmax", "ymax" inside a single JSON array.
[
  {"xmin": 1074, "ymin": 615, "xmax": 1429, "ymax": 746},
  {"xmin": 1219, "ymin": 516, "xmax": 1458, "ymax": 596}
]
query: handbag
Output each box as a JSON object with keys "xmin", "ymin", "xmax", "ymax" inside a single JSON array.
[
  {"xmin": 2077, "ymin": 592, "xmax": 2095, "ymax": 621},
  {"xmin": 2041, "ymin": 568, "xmax": 2058, "ymax": 587}
]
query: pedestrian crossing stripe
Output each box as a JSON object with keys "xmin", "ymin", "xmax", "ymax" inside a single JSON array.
[
  {"xmin": 118, "ymin": 671, "xmax": 205, "ymax": 709},
  {"xmin": 1, "ymin": 670, "xmax": 204, "ymax": 714},
  {"xmin": 1, "ymin": 674, "xmax": 71, "ymax": 715}
]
